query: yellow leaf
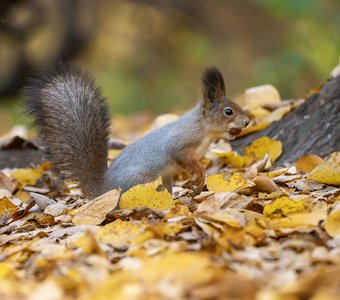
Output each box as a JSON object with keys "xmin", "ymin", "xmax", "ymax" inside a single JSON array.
[
  {"xmin": 146, "ymin": 222, "xmax": 183, "ymax": 238},
  {"xmin": 295, "ymin": 154, "xmax": 324, "ymax": 173},
  {"xmin": 97, "ymin": 219, "xmax": 152, "ymax": 247},
  {"xmin": 269, "ymin": 212, "xmax": 326, "ymax": 229},
  {"xmin": 72, "ymin": 189, "xmax": 120, "ymax": 225},
  {"xmin": 0, "ymin": 197, "xmax": 18, "ymax": 216},
  {"xmin": 323, "ymin": 210, "xmax": 340, "ymax": 238},
  {"xmin": 307, "ymin": 164, "xmax": 340, "ymax": 185},
  {"xmin": 264, "ymin": 196, "xmax": 306, "ymax": 218},
  {"xmin": 87, "ymin": 252, "xmax": 217, "ymax": 300},
  {"xmin": 119, "ymin": 178, "xmax": 174, "ymax": 210},
  {"xmin": 108, "ymin": 149, "xmax": 121, "ymax": 160},
  {"xmin": 0, "ymin": 262, "xmax": 14, "ymax": 279},
  {"xmin": 238, "ymin": 122, "xmax": 270, "ymax": 137},
  {"xmin": 244, "ymin": 136, "xmax": 282, "ymax": 162},
  {"xmin": 223, "ymin": 152, "xmax": 252, "ymax": 168},
  {"xmin": 250, "ymin": 107, "xmax": 271, "ymax": 119},
  {"xmin": 260, "ymin": 105, "xmax": 291, "ymax": 124},
  {"xmin": 11, "ymin": 167, "xmax": 44, "ymax": 187},
  {"xmin": 206, "ymin": 173, "xmax": 252, "ymax": 193}
]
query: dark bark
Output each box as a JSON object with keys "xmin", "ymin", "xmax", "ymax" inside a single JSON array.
[{"xmin": 231, "ymin": 75, "xmax": 340, "ymax": 166}]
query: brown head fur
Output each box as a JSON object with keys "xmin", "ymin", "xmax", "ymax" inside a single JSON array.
[{"xmin": 201, "ymin": 67, "xmax": 250, "ymax": 138}]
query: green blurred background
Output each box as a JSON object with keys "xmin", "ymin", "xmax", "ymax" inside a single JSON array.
[{"xmin": 0, "ymin": 0, "xmax": 339, "ymax": 134}]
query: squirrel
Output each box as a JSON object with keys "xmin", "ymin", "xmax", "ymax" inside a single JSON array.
[{"xmin": 24, "ymin": 64, "xmax": 250, "ymax": 199}]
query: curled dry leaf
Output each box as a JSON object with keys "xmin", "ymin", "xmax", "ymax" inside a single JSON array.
[
  {"xmin": 253, "ymin": 175, "xmax": 279, "ymax": 193},
  {"xmin": 72, "ymin": 189, "xmax": 120, "ymax": 225},
  {"xmin": 30, "ymin": 192, "xmax": 57, "ymax": 210},
  {"xmin": 295, "ymin": 154, "xmax": 324, "ymax": 173}
]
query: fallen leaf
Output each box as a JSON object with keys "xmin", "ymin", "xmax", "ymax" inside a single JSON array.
[
  {"xmin": 206, "ymin": 173, "xmax": 252, "ymax": 193},
  {"xmin": 11, "ymin": 163, "xmax": 51, "ymax": 187},
  {"xmin": 260, "ymin": 105, "xmax": 291, "ymax": 124},
  {"xmin": 0, "ymin": 197, "xmax": 18, "ymax": 216},
  {"xmin": 269, "ymin": 212, "xmax": 326, "ymax": 229},
  {"xmin": 264, "ymin": 196, "xmax": 306, "ymax": 218},
  {"xmin": 295, "ymin": 154, "xmax": 325, "ymax": 173},
  {"xmin": 244, "ymin": 84, "xmax": 281, "ymax": 110},
  {"xmin": 307, "ymin": 164, "xmax": 340, "ymax": 185},
  {"xmin": 11, "ymin": 198, "xmax": 36, "ymax": 222},
  {"xmin": 0, "ymin": 172, "xmax": 16, "ymax": 193},
  {"xmin": 253, "ymin": 175, "xmax": 279, "ymax": 193},
  {"xmin": 244, "ymin": 136, "xmax": 282, "ymax": 162},
  {"xmin": 30, "ymin": 192, "xmax": 57, "ymax": 210},
  {"xmin": 323, "ymin": 210, "xmax": 340, "ymax": 238},
  {"xmin": 222, "ymin": 152, "xmax": 252, "ymax": 168},
  {"xmin": 97, "ymin": 219, "xmax": 152, "ymax": 247},
  {"xmin": 119, "ymin": 178, "xmax": 174, "ymax": 211},
  {"xmin": 238, "ymin": 122, "xmax": 270, "ymax": 137},
  {"xmin": 72, "ymin": 189, "xmax": 120, "ymax": 225}
]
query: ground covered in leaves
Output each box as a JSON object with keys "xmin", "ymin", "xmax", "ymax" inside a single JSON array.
[{"xmin": 0, "ymin": 84, "xmax": 340, "ymax": 300}]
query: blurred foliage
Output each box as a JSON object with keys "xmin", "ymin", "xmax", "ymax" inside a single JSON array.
[{"xmin": 0, "ymin": 0, "xmax": 339, "ymax": 131}]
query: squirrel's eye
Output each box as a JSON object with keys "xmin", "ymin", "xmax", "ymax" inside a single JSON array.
[{"xmin": 224, "ymin": 108, "xmax": 233, "ymax": 116}]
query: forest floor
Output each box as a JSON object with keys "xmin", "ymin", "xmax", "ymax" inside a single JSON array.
[{"xmin": 0, "ymin": 81, "xmax": 339, "ymax": 300}]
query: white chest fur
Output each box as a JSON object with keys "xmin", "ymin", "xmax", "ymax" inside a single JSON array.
[{"xmin": 195, "ymin": 136, "xmax": 212, "ymax": 159}]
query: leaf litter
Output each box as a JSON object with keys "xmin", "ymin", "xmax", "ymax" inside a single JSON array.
[{"xmin": 0, "ymin": 93, "xmax": 340, "ymax": 300}]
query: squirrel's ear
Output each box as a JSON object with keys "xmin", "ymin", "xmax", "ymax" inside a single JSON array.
[{"xmin": 202, "ymin": 67, "xmax": 226, "ymax": 103}]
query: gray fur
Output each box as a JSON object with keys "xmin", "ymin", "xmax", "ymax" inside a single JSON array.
[
  {"xmin": 24, "ymin": 65, "xmax": 249, "ymax": 198},
  {"xmin": 24, "ymin": 64, "xmax": 111, "ymax": 198},
  {"xmin": 107, "ymin": 105, "xmax": 204, "ymax": 191}
]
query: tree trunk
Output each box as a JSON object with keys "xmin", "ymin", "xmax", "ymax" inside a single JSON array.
[{"xmin": 231, "ymin": 74, "xmax": 340, "ymax": 166}]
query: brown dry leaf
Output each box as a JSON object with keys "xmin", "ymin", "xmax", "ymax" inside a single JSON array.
[
  {"xmin": 295, "ymin": 154, "xmax": 324, "ymax": 173},
  {"xmin": 72, "ymin": 189, "xmax": 120, "ymax": 225},
  {"xmin": 0, "ymin": 172, "xmax": 16, "ymax": 193},
  {"xmin": 253, "ymin": 175, "xmax": 279, "ymax": 193},
  {"xmin": 244, "ymin": 136, "xmax": 282, "ymax": 162},
  {"xmin": 120, "ymin": 178, "xmax": 174, "ymax": 210},
  {"xmin": 323, "ymin": 210, "xmax": 340, "ymax": 238},
  {"xmin": 264, "ymin": 196, "xmax": 307, "ymax": 218},
  {"xmin": 206, "ymin": 173, "xmax": 252, "ymax": 193}
]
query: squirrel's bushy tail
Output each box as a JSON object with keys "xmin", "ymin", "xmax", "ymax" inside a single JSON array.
[{"xmin": 24, "ymin": 64, "xmax": 111, "ymax": 198}]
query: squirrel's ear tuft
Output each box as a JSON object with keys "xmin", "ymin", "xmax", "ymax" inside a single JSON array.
[{"xmin": 202, "ymin": 67, "xmax": 226, "ymax": 103}]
